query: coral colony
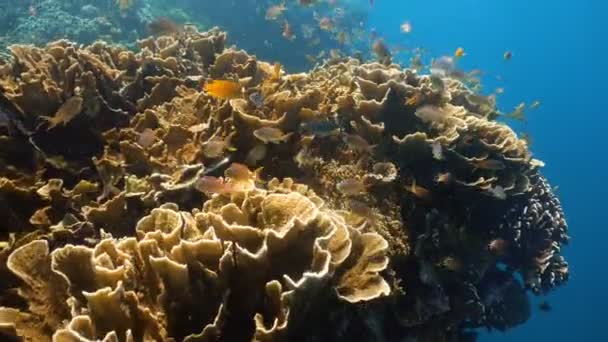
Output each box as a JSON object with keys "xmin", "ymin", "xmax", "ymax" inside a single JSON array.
[{"xmin": 0, "ymin": 27, "xmax": 567, "ymax": 341}]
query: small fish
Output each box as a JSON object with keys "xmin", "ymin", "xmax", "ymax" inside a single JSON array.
[
  {"xmin": 454, "ymin": 47, "xmax": 466, "ymax": 58},
  {"xmin": 116, "ymin": 0, "xmax": 134, "ymax": 12},
  {"xmin": 349, "ymin": 199, "xmax": 373, "ymax": 218},
  {"xmin": 245, "ymin": 144, "xmax": 267, "ymax": 165},
  {"xmin": 301, "ymin": 24, "xmax": 315, "ymax": 39},
  {"xmin": 415, "ymin": 105, "xmax": 445, "ymax": 123},
  {"xmin": 249, "ymin": 92, "xmax": 264, "ymax": 108},
  {"xmin": 225, "ymin": 163, "xmax": 262, "ymax": 182},
  {"xmin": 195, "ymin": 176, "xmax": 231, "ymax": 195},
  {"xmin": 266, "ymin": 3, "xmax": 287, "ymax": 20},
  {"xmin": 148, "ymin": 17, "xmax": 183, "ymax": 36},
  {"xmin": 317, "ymin": 17, "xmax": 335, "ymax": 31},
  {"xmin": 372, "ymin": 39, "xmax": 391, "ymax": 61},
  {"xmin": 436, "ymin": 256, "xmax": 463, "ymax": 272},
  {"xmin": 530, "ymin": 100, "xmax": 541, "ymax": 109},
  {"xmin": 282, "ymin": 20, "xmax": 296, "ymax": 41},
  {"xmin": 204, "ymin": 80, "xmax": 242, "ymax": 100},
  {"xmin": 434, "ymin": 172, "xmax": 452, "ymax": 185},
  {"xmin": 408, "ymin": 179, "xmax": 432, "ymax": 200},
  {"xmin": 342, "ymin": 133, "xmax": 375, "ymax": 153},
  {"xmin": 253, "ymin": 127, "xmax": 293, "ymax": 144},
  {"xmin": 505, "ymin": 102, "xmax": 526, "ymax": 121},
  {"xmin": 298, "ymin": 0, "xmax": 316, "ymax": 5},
  {"xmin": 305, "ymin": 54, "xmax": 317, "ymax": 63},
  {"xmin": 203, "ymin": 136, "xmax": 236, "ymax": 159},
  {"xmin": 405, "ymin": 93, "xmax": 421, "ymax": 106},
  {"xmin": 430, "ymin": 56, "xmax": 455, "ymax": 77},
  {"xmin": 400, "ymin": 21, "xmax": 412, "ymax": 33},
  {"xmin": 337, "ymin": 179, "xmax": 368, "ymax": 196},
  {"xmin": 429, "ymin": 75, "xmax": 445, "ymax": 92},
  {"xmin": 28, "ymin": 5, "xmax": 37, "ymax": 17},
  {"xmin": 300, "ymin": 119, "xmax": 340, "ymax": 138},
  {"xmin": 538, "ymin": 301, "xmax": 552, "ymax": 312},
  {"xmin": 137, "ymin": 128, "xmax": 156, "ymax": 148},
  {"xmin": 495, "ymin": 87, "xmax": 505, "ymax": 94},
  {"xmin": 504, "ymin": 51, "xmax": 512, "ymax": 61},
  {"xmin": 431, "ymin": 141, "xmax": 443, "ymax": 160},
  {"xmin": 42, "ymin": 96, "xmax": 83, "ymax": 130},
  {"xmin": 488, "ymin": 238, "xmax": 509, "ymax": 256},
  {"xmin": 473, "ymin": 159, "xmax": 506, "ymax": 171},
  {"xmin": 486, "ymin": 185, "xmax": 507, "ymax": 200}
]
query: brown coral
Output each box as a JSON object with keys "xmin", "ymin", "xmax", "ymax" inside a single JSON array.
[{"xmin": 0, "ymin": 27, "xmax": 569, "ymax": 342}]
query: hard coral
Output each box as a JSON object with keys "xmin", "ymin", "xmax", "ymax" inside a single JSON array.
[{"xmin": 0, "ymin": 28, "xmax": 569, "ymax": 342}]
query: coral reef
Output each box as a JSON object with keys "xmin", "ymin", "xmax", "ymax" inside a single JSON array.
[{"xmin": 0, "ymin": 28, "xmax": 568, "ymax": 341}]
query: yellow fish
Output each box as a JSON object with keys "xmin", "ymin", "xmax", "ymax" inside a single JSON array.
[
  {"xmin": 204, "ymin": 80, "xmax": 242, "ymax": 100},
  {"xmin": 454, "ymin": 47, "xmax": 466, "ymax": 58}
]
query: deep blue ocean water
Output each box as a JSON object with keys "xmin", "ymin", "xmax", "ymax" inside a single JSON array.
[{"xmin": 366, "ymin": 0, "xmax": 606, "ymax": 340}]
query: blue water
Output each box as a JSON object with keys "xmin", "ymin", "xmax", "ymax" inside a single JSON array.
[{"xmin": 367, "ymin": 0, "xmax": 606, "ymax": 340}]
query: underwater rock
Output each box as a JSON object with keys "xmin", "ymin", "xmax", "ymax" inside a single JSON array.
[{"xmin": 0, "ymin": 28, "xmax": 569, "ymax": 341}]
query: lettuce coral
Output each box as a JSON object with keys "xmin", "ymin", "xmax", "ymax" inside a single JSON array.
[{"xmin": 0, "ymin": 28, "xmax": 568, "ymax": 341}]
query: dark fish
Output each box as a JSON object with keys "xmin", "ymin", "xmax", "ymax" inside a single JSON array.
[{"xmin": 538, "ymin": 301, "xmax": 552, "ymax": 312}]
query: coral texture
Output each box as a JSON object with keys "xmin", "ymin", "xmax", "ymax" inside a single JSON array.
[{"xmin": 0, "ymin": 28, "xmax": 568, "ymax": 341}]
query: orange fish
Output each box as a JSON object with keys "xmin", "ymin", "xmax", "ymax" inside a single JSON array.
[
  {"xmin": 454, "ymin": 47, "xmax": 466, "ymax": 58},
  {"xmin": 195, "ymin": 176, "xmax": 231, "ymax": 195},
  {"xmin": 204, "ymin": 80, "xmax": 242, "ymax": 99},
  {"xmin": 405, "ymin": 93, "xmax": 421, "ymax": 106},
  {"xmin": 408, "ymin": 179, "xmax": 432, "ymax": 200}
]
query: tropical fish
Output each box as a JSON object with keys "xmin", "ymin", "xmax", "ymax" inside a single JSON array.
[
  {"xmin": 253, "ymin": 127, "xmax": 293, "ymax": 144},
  {"xmin": 249, "ymin": 92, "xmax": 264, "ymax": 108},
  {"xmin": 454, "ymin": 47, "xmax": 466, "ymax": 58},
  {"xmin": 504, "ymin": 51, "xmax": 513, "ymax": 61},
  {"xmin": 203, "ymin": 136, "xmax": 236, "ymax": 159},
  {"xmin": 430, "ymin": 56, "xmax": 456, "ymax": 77},
  {"xmin": 195, "ymin": 176, "xmax": 231, "ymax": 195},
  {"xmin": 225, "ymin": 163, "xmax": 262, "ymax": 182},
  {"xmin": 282, "ymin": 20, "xmax": 295, "ymax": 41},
  {"xmin": 505, "ymin": 102, "xmax": 526, "ymax": 121},
  {"xmin": 42, "ymin": 96, "xmax": 83, "ymax": 130},
  {"xmin": 317, "ymin": 17, "xmax": 335, "ymax": 31},
  {"xmin": 137, "ymin": 128, "xmax": 156, "ymax": 148},
  {"xmin": 266, "ymin": 3, "xmax": 287, "ymax": 20},
  {"xmin": 415, "ymin": 105, "xmax": 445, "ymax": 123},
  {"xmin": 488, "ymin": 238, "xmax": 509, "ymax": 256},
  {"xmin": 245, "ymin": 144, "xmax": 267, "ymax": 165},
  {"xmin": 405, "ymin": 93, "xmax": 421, "ymax": 106},
  {"xmin": 342, "ymin": 133, "xmax": 375, "ymax": 153},
  {"xmin": 349, "ymin": 199, "xmax": 373, "ymax": 218},
  {"xmin": 372, "ymin": 39, "xmax": 391, "ymax": 60},
  {"xmin": 431, "ymin": 141, "xmax": 443, "ymax": 160},
  {"xmin": 436, "ymin": 256, "xmax": 463, "ymax": 272},
  {"xmin": 148, "ymin": 17, "xmax": 183, "ymax": 36},
  {"xmin": 400, "ymin": 21, "xmax": 412, "ymax": 33},
  {"xmin": 407, "ymin": 179, "xmax": 432, "ymax": 200},
  {"xmin": 337, "ymin": 179, "xmax": 368, "ymax": 196},
  {"xmin": 530, "ymin": 100, "xmax": 541, "ymax": 109},
  {"xmin": 298, "ymin": 0, "xmax": 316, "ymax": 5},
  {"xmin": 538, "ymin": 301, "xmax": 552, "ymax": 312},
  {"xmin": 204, "ymin": 80, "xmax": 242, "ymax": 99},
  {"xmin": 434, "ymin": 172, "xmax": 453, "ymax": 185},
  {"xmin": 301, "ymin": 119, "xmax": 340, "ymax": 138},
  {"xmin": 486, "ymin": 185, "xmax": 507, "ymax": 200},
  {"xmin": 116, "ymin": 0, "xmax": 134, "ymax": 12}
]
